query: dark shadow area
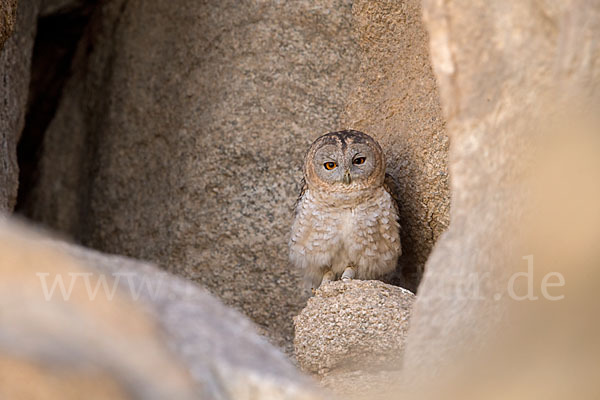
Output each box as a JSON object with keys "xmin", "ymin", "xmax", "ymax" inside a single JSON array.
[{"xmin": 15, "ymin": 3, "xmax": 96, "ymax": 213}]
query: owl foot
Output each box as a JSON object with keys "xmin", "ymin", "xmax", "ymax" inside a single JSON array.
[
  {"xmin": 341, "ymin": 266, "xmax": 356, "ymax": 281},
  {"xmin": 320, "ymin": 270, "xmax": 335, "ymax": 287}
]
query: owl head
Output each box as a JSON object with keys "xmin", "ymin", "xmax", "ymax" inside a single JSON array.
[{"xmin": 304, "ymin": 130, "xmax": 386, "ymax": 192}]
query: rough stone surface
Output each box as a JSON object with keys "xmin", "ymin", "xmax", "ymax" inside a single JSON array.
[
  {"xmin": 294, "ymin": 280, "xmax": 414, "ymax": 376},
  {"xmin": 23, "ymin": 0, "xmax": 360, "ymax": 353},
  {"xmin": 341, "ymin": 0, "xmax": 450, "ymax": 290},
  {"xmin": 320, "ymin": 369, "xmax": 401, "ymax": 399},
  {"xmin": 1, "ymin": 216, "xmax": 324, "ymax": 399},
  {"xmin": 0, "ymin": 0, "xmax": 17, "ymax": 50},
  {"xmin": 403, "ymin": 0, "xmax": 600, "ymax": 383},
  {"xmin": 0, "ymin": 0, "xmax": 38, "ymax": 212}
]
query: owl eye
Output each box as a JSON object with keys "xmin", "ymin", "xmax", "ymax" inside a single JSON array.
[
  {"xmin": 353, "ymin": 157, "xmax": 366, "ymax": 165},
  {"xmin": 324, "ymin": 162, "xmax": 337, "ymax": 170}
]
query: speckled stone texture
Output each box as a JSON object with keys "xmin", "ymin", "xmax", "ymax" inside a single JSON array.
[
  {"xmin": 341, "ymin": 0, "xmax": 450, "ymax": 290},
  {"xmin": 1, "ymin": 216, "xmax": 324, "ymax": 400},
  {"xmin": 403, "ymin": 0, "xmax": 600, "ymax": 385},
  {"xmin": 0, "ymin": 0, "xmax": 17, "ymax": 50},
  {"xmin": 0, "ymin": 0, "xmax": 38, "ymax": 212},
  {"xmin": 23, "ymin": 0, "xmax": 360, "ymax": 354},
  {"xmin": 294, "ymin": 280, "xmax": 414, "ymax": 376}
]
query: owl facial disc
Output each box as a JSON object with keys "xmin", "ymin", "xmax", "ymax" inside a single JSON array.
[{"xmin": 304, "ymin": 130, "xmax": 385, "ymax": 192}]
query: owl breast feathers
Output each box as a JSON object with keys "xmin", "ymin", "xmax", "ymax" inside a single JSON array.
[{"xmin": 289, "ymin": 130, "xmax": 401, "ymax": 289}]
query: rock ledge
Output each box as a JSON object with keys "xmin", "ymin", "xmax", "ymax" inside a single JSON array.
[{"xmin": 294, "ymin": 280, "xmax": 415, "ymax": 376}]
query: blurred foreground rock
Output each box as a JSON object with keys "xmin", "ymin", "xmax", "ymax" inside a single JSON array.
[
  {"xmin": 401, "ymin": 0, "xmax": 600, "ymax": 390},
  {"xmin": 0, "ymin": 217, "xmax": 322, "ymax": 400},
  {"xmin": 294, "ymin": 280, "xmax": 414, "ymax": 377}
]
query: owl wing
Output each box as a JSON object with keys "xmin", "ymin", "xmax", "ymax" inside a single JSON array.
[
  {"xmin": 383, "ymin": 173, "xmax": 401, "ymax": 219},
  {"xmin": 293, "ymin": 177, "xmax": 307, "ymax": 215}
]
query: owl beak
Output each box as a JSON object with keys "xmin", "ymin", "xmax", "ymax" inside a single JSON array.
[{"xmin": 343, "ymin": 170, "xmax": 352, "ymax": 185}]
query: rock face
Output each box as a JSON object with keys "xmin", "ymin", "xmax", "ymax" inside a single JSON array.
[
  {"xmin": 0, "ymin": 0, "xmax": 17, "ymax": 50},
  {"xmin": 0, "ymin": 0, "xmax": 38, "ymax": 211},
  {"xmin": 23, "ymin": 0, "xmax": 361, "ymax": 352},
  {"xmin": 342, "ymin": 0, "xmax": 450, "ymax": 289},
  {"xmin": 18, "ymin": 0, "xmax": 451, "ymax": 353},
  {"xmin": 403, "ymin": 0, "xmax": 600, "ymax": 383},
  {"xmin": 0, "ymin": 217, "xmax": 323, "ymax": 400},
  {"xmin": 294, "ymin": 280, "xmax": 414, "ymax": 376}
]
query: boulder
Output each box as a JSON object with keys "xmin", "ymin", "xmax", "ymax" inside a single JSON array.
[
  {"xmin": 294, "ymin": 280, "xmax": 414, "ymax": 376},
  {"xmin": 341, "ymin": 0, "xmax": 450, "ymax": 290},
  {"xmin": 403, "ymin": 0, "xmax": 600, "ymax": 383},
  {"xmin": 0, "ymin": 216, "xmax": 324, "ymax": 399},
  {"xmin": 0, "ymin": 217, "xmax": 198, "ymax": 399},
  {"xmin": 0, "ymin": 0, "xmax": 38, "ymax": 211},
  {"xmin": 23, "ymin": 0, "xmax": 361, "ymax": 353}
]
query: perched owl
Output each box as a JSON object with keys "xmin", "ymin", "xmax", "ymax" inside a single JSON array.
[{"xmin": 289, "ymin": 130, "xmax": 401, "ymax": 290}]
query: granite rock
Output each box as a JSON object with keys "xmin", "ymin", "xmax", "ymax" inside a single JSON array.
[
  {"xmin": 294, "ymin": 280, "xmax": 414, "ymax": 376},
  {"xmin": 0, "ymin": 0, "xmax": 17, "ymax": 50},
  {"xmin": 341, "ymin": 0, "xmax": 450, "ymax": 290},
  {"xmin": 23, "ymin": 0, "xmax": 361, "ymax": 354}
]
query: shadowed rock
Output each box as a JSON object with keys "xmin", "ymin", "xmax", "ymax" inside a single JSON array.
[{"xmin": 0, "ymin": 0, "xmax": 38, "ymax": 211}]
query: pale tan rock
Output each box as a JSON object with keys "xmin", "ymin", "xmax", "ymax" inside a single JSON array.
[
  {"xmin": 403, "ymin": 0, "xmax": 600, "ymax": 385},
  {"xmin": 0, "ymin": 216, "xmax": 325, "ymax": 400},
  {"xmin": 0, "ymin": 218, "xmax": 198, "ymax": 399},
  {"xmin": 294, "ymin": 280, "xmax": 414, "ymax": 376},
  {"xmin": 320, "ymin": 369, "xmax": 401, "ymax": 400}
]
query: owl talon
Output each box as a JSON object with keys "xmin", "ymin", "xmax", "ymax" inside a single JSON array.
[
  {"xmin": 320, "ymin": 270, "xmax": 335, "ymax": 286},
  {"xmin": 341, "ymin": 266, "xmax": 356, "ymax": 281}
]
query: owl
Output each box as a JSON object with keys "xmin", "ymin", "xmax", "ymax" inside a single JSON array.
[{"xmin": 289, "ymin": 130, "xmax": 401, "ymax": 290}]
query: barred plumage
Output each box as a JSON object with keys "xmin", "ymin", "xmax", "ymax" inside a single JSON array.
[{"xmin": 289, "ymin": 130, "xmax": 401, "ymax": 290}]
